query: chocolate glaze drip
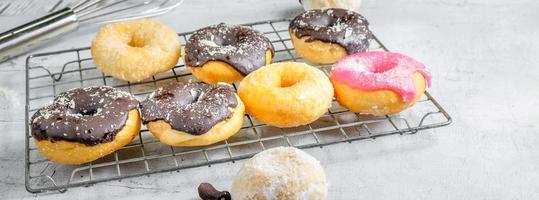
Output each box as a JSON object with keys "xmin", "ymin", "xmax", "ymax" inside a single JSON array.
[
  {"xmin": 31, "ymin": 86, "xmax": 139, "ymax": 146},
  {"xmin": 184, "ymin": 23, "xmax": 274, "ymax": 76},
  {"xmin": 198, "ymin": 182, "xmax": 231, "ymax": 200},
  {"xmin": 289, "ymin": 8, "xmax": 372, "ymax": 54},
  {"xmin": 140, "ymin": 81, "xmax": 238, "ymax": 135}
]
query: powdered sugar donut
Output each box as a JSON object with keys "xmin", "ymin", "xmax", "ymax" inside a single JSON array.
[
  {"xmin": 231, "ymin": 147, "xmax": 327, "ymax": 200},
  {"xmin": 330, "ymin": 51, "xmax": 432, "ymax": 115}
]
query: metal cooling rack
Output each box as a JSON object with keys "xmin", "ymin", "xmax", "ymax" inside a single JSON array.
[{"xmin": 24, "ymin": 18, "xmax": 452, "ymax": 193}]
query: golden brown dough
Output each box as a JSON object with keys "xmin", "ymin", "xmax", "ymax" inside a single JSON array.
[
  {"xmin": 186, "ymin": 50, "xmax": 272, "ymax": 84},
  {"xmin": 91, "ymin": 19, "xmax": 181, "ymax": 82},
  {"xmin": 290, "ymin": 32, "xmax": 348, "ymax": 64},
  {"xmin": 147, "ymin": 95, "xmax": 245, "ymax": 147},
  {"xmin": 238, "ymin": 62, "xmax": 333, "ymax": 128},
  {"xmin": 35, "ymin": 110, "xmax": 141, "ymax": 165}
]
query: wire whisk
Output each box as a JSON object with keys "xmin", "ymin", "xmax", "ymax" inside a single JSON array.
[{"xmin": 0, "ymin": 0, "xmax": 184, "ymax": 62}]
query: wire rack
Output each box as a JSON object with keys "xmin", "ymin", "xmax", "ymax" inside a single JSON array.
[{"xmin": 24, "ymin": 18, "xmax": 452, "ymax": 193}]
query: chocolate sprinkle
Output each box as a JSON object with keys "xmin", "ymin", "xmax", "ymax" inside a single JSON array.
[
  {"xmin": 289, "ymin": 8, "xmax": 372, "ymax": 54},
  {"xmin": 140, "ymin": 81, "xmax": 238, "ymax": 135},
  {"xmin": 198, "ymin": 182, "xmax": 231, "ymax": 200},
  {"xmin": 31, "ymin": 86, "xmax": 139, "ymax": 146},
  {"xmin": 184, "ymin": 23, "xmax": 275, "ymax": 76}
]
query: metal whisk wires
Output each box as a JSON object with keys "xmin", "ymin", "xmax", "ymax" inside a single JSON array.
[
  {"xmin": 73, "ymin": 0, "xmax": 184, "ymax": 24},
  {"xmin": 0, "ymin": 0, "xmax": 184, "ymax": 62}
]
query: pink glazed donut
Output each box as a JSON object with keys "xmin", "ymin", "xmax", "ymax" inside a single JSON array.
[{"xmin": 329, "ymin": 51, "xmax": 432, "ymax": 115}]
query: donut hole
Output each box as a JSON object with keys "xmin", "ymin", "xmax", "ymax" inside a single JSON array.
[
  {"xmin": 309, "ymin": 13, "xmax": 350, "ymax": 31},
  {"xmin": 192, "ymin": 91, "xmax": 204, "ymax": 102},
  {"xmin": 68, "ymin": 108, "xmax": 99, "ymax": 116},
  {"xmin": 128, "ymin": 37, "xmax": 146, "ymax": 48},
  {"xmin": 370, "ymin": 56, "xmax": 399, "ymax": 73},
  {"xmin": 310, "ymin": 15, "xmax": 333, "ymax": 27},
  {"xmin": 280, "ymin": 79, "xmax": 298, "ymax": 88},
  {"xmin": 214, "ymin": 37, "xmax": 236, "ymax": 47},
  {"xmin": 327, "ymin": 18, "xmax": 341, "ymax": 28},
  {"xmin": 347, "ymin": 56, "xmax": 396, "ymax": 74},
  {"xmin": 154, "ymin": 90, "xmax": 200, "ymax": 107},
  {"xmin": 127, "ymin": 32, "xmax": 148, "ymax": 48},
  {"xmin": 312, "ymin": 13, "xmax": 345, "ymax": 28},
  {"xmin": 372, "ymin": 65, "xmax": 393, "ymax": 73},
  {"xmin": 279, "ymin": 73, "xmax": 305, "ymax": 88},
  {"xmin": 80, "ymin": 109, "xmax": 99, "ymax": 116},
  {"xmin": 213, "ymin": 38, "xmax": 226, "ymax": 46}
]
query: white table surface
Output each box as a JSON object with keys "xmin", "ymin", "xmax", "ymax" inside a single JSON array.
[{"xmin": 1, "ymin": 0, "xmax": 539, "ymax": 199}]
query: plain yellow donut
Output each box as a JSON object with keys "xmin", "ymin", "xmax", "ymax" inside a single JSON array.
[
  {"xmin": 289, "ymin": 31, "xmax": 348, "ymax": 65},
  {"xmin": 238, "ymin": 62, "xmax": 334, "ymax": 128},
  {"xmin": 146, "ymin": 95, "xmax": 245, "ymax": 147},
  {"xmin": 91, "ymin": 19, "xmax": 181, "ymax": 82},
  {"xmin": 332, "ymin": 72, "xmax": 427, "ymax": 116},
  {"xmin": 186, "ymin": 50, "xmax": 273, "ymax": 84},
  {"xmin": 34, "ymin": 110, "xmax": 141, "ymax": 165}
]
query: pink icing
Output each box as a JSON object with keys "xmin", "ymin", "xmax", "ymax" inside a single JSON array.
[{"xmin": 329, "ymin": 51, "xmax": 432, "ymax": 102}]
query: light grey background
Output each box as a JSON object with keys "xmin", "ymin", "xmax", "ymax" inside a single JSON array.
[{"xmin": 1, "ymin": 0, "xmax": 538, "ymax": 199}]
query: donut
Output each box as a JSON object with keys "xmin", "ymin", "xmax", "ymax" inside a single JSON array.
[
  {"xmin": 238, "ymin": 62, "xmax": 333, "ymax": 128},
  {"xmin": 31, "ymin": 86, "xmax": 141, "ymax": 164},
  {"xmin": 329, "ymin": 51, "xmax": 432, "ymax": 115},
  {"xmin": 141, "ymin": 81, "xmax": 244, "ymax": 146},
  {"xmin": 91, "ymin": 19, "xmax": 181, "ymax": 82},
  {"xmin": 289, "ymin": 8, "xmax": 372, "ymax": 64},
  {"xmin": 300, "ymin": 0, "xmax": 361, "ymax": 11},
  {"xmin": 184, "ymin": 23, "xmax": 274, "ymax": 84},
  {"xmin": 231, "ymin": 147, "xmax": 327, "ymax": 200}
]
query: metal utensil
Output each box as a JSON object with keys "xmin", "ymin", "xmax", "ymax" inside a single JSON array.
[{"xmin": 0, "ymin": 0, "xmax": 184, "ymax": 63}]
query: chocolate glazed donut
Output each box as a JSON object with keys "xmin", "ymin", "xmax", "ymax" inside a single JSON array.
[
  {"xmin": 31, "ymin": 86, "xmax": 141, "ymax": 164},
  {"xmin": 289, "ymin": 8, "xmax": 372, "ymax": 64},
  {"xmin": 289, "ymin": 8, "xmax": 372, "ymax": 54},
  {"xmin": 141, "ymin": 81, "xmax": 245, "ymax": 147},
  {"xmin": 32, "ymin": 86, "xmax": 139, "ymax": 145},
  {"xmin": 184, "ymin": 23, "xmax": 274, "ymax": 84}
]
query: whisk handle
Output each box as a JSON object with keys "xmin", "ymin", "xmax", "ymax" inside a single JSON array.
[{"xmin": 0, "ymin": 8, "xmax": 79, "ymax": 63}]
